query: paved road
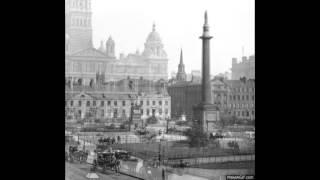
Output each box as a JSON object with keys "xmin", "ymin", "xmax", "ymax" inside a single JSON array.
[{"xmin": 66, "ymin": 162, "xmax": 139, "ymax": 180}]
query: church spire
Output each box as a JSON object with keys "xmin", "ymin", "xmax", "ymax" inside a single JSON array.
[{"xmin": 176, "ymin": 48, "xmax": 187, "ymax": 82}]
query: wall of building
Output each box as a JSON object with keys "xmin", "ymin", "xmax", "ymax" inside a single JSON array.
[
  {"xmin": 65, "ymin": 91, "xmax": 171, "ymax": 122},
  {"xmin": 168, "ymin": 79, "xmax": 255, "ymax": 121}
]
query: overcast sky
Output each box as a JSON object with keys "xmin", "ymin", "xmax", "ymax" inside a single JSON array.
[{"xmin": 91, "ymin": 0, "xmax": 254, "ymax": 76}]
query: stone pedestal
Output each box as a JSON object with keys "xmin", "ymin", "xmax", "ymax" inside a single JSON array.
[{"xmin": 193, "ymin": 103, "xmax": 220, "ymax": 133}]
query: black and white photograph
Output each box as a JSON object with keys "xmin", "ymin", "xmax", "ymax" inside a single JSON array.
[{"xmin": 65, "ymin": 0, "xmax": 255, "ymax": 179}]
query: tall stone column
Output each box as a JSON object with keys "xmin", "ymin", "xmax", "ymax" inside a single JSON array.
[
  {"xmin": 193, "ymin": 11, "xmax": 220, "ymax": 133},
  {"xmin": 200, "ymin": 11, "xmax": 213, "ymax": 104}
]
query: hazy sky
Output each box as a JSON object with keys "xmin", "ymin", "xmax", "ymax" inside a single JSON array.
[{"xmin": 91, "ymin": 0, "xmax": 254, "ymax": 76}]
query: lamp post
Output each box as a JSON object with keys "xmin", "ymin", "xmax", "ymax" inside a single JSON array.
[
  {"xmin": 129, "ymin": 97, "xmax": 134, "ymax": 132},
  {"xmin": 166, "ymin": 117, "xmax": 170, "ymax": 134}
]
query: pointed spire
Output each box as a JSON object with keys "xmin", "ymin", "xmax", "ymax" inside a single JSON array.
[
  {"xmin": 176, "ymin": 48, "xmax": 186, "ymax": 81},
  {"xmin": 180, "ymin": 49, "xmax": 183, "ymax": 64}
]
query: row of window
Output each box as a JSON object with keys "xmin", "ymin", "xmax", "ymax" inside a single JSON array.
[
  {"xmin": 71, "ymin": 18, "xmax": 90, "ymax": 27},
  {"xmin": 140, "ymin": 100, "xmax": 169, "ymax": 106},
  {"xmin": 212, "ymin": 103, "xmax": 255, "ymax": 109},
  {"xmin": 68, "ymin": 62, "xmax": 106, "ymax": 73},
  {"xmin": 70, "ymin": 0, "xmax": 90, "ymax": 9},
  {"xmin": 229, "ymin": 103, "xmax": 255, "ymax": 109},
  {"xmin": 229, "ymin": 110, "xmax": 255, "ymax": 117},
  {"xmin": 214, "ymin": 94, "xmax": 255, "ymax": 101},
  {"xmin": 229, "ymin": 95, "xmax": 255, "ymax": 101},
  {"xmin": 66, "ymin": 100, "xmax": 169, "ymax": 107},
  {"xmin": 141, "ymin": 109, "xmax": 169, "ymax": 115},
  {"xmin": 232, "ymin": 87, "xmax": 255, "ymax": 93}
]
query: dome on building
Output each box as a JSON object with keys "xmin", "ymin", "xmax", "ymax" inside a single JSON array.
[
  {"xmin": 146, "ymin": 23, "xmax": 162, "ymax": 43},
  {"xmin": 142, "ymin": 23, "xmax": 167, "ymax": 58}
]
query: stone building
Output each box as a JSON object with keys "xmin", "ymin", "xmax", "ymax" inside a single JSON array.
[
  {"xmin": 65, "ymin": 87, "xmax": 171, "ymax": 123},
  {"xmin": 168, "ymin": 78, "xmax": 255, "ymax": 121},
  {"xmin": 231, "ymin": 55, "xmax": 255, "ymax": 80},
  {"xmin": 65, "ymin": 0, "xmax": 168, "ymax": 85},
  {"xmin": 65, "ymin": 77, "xmax": 171, "ymax": 123},
  {"xmin": 168, "ymin": 81, "xmax": 201, "ymax": 120},
  {"xmin": 224, "ymin": 78, "xmax": 255, "ymax": 120}
]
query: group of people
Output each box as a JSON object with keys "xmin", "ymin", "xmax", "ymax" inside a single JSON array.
[{"xmin": 97, "ymin": 136, "xmax": 121, "ymax": 145}]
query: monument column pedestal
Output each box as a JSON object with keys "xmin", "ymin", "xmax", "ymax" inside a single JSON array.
[{"xmin": 193, "ymin": 103, "xmax": 220, "ymax": 132}]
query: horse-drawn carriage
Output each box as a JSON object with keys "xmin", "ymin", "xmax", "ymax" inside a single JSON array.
[
  {"xmin": 67, "ymin": 145, "xmax": 88, "ymax": 163},
  {"xmin": 92, "ymin": 151, "xmax": 120, "ymax": 173}
]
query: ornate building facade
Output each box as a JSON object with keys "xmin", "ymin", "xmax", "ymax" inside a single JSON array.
[
  {"xmin": 65, "ymin": 89, "xmax": 171, "ymax": 123},
  {"xmin": 65, "ymin": 0, "xmax": 169, "ymax": 85}
]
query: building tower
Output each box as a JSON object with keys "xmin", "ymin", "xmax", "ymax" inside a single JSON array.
[
  {"xmin": 65, "ymin": 0, "xmax": 93, "ymax": 53},
  {"xmin": 106, "ymin": 36, "xmax": 115, "ymax": 58},
  {"xmin": 193, "ymin": 11, "xmax": 220, "ymax": 133},
  {"xmin": 176, "ymin": 49, "xmax": 187, "ymax": 81},
  {"xmin": 98, "ymin": 40, "xmax": 105, "ymax": 52},
  {"xmin": 142, "ymin": 23, "xmax": 169, "ymax": 81}
]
